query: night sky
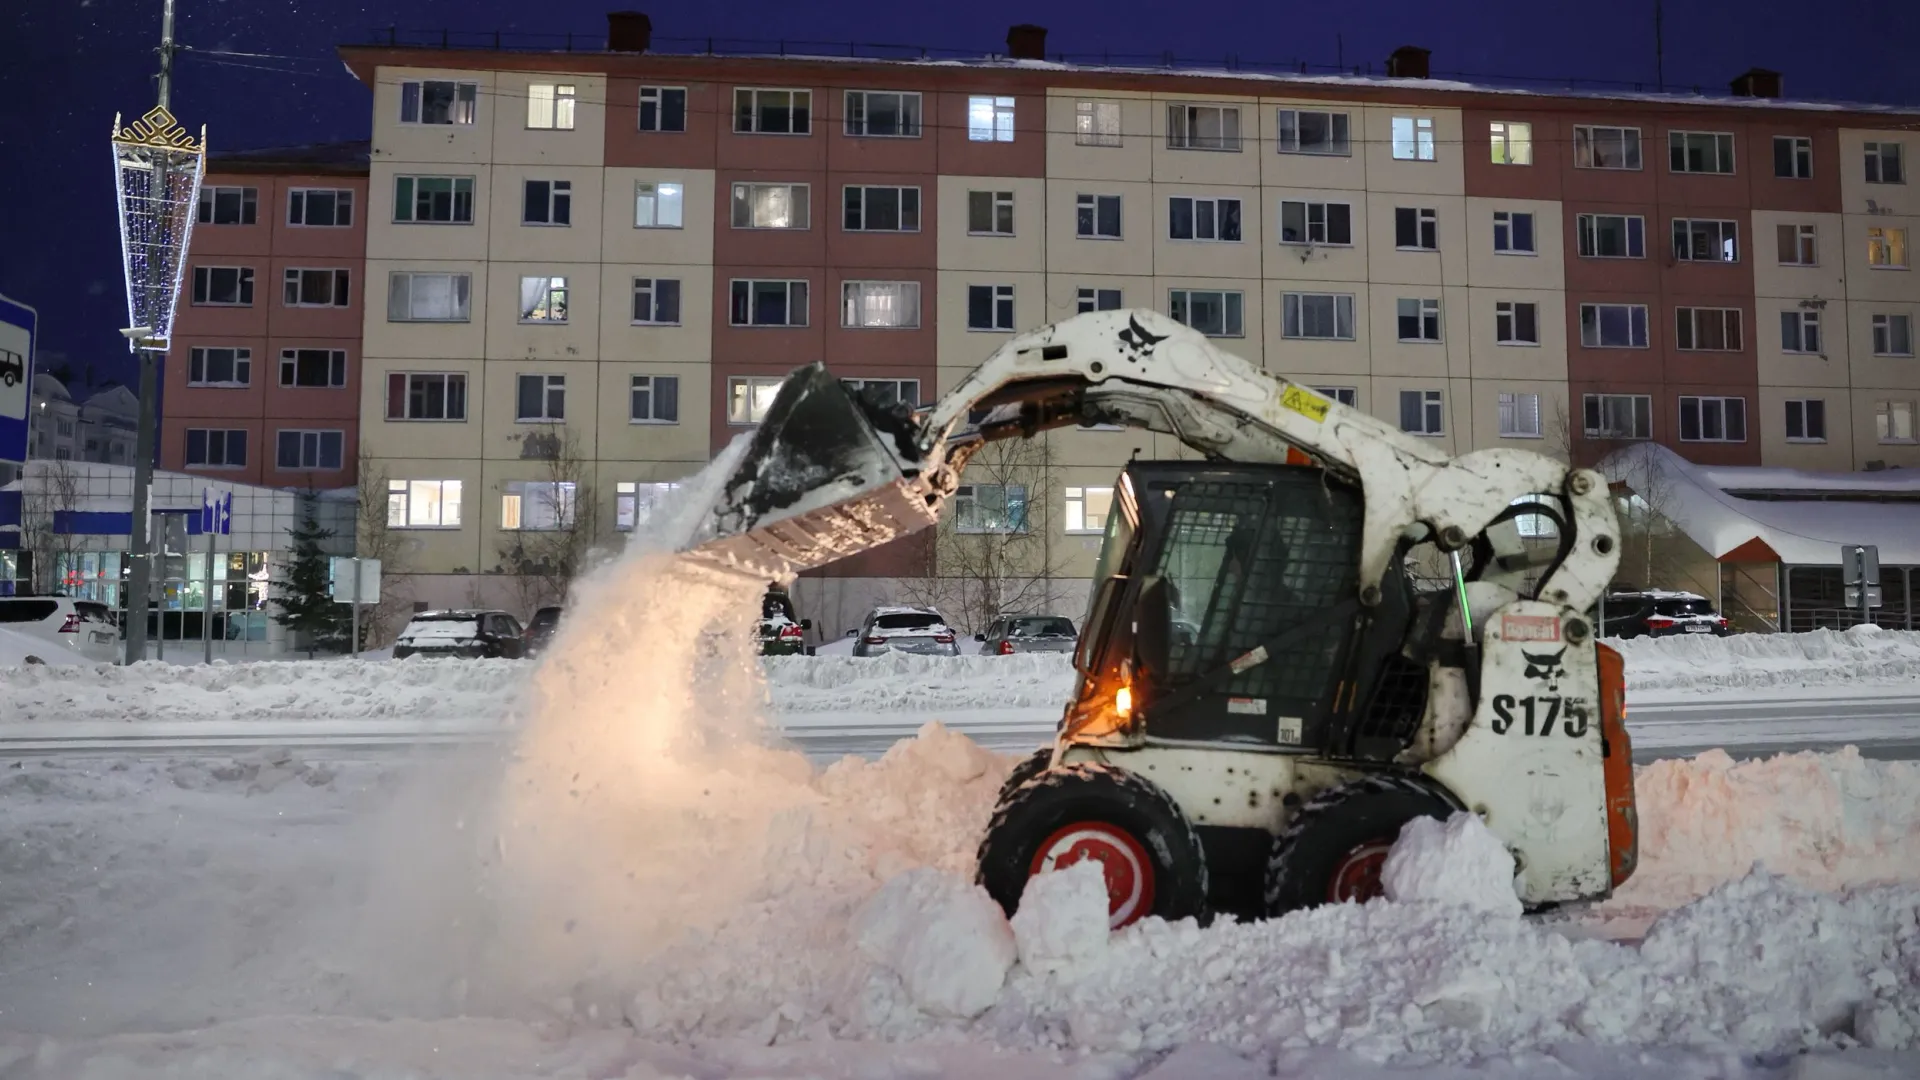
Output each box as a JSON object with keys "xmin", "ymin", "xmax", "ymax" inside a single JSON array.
[{"xmin": 5, "ymin": 0, "xmax": 1917, "ymax": 389}]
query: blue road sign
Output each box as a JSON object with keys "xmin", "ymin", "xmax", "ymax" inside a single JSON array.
[
  {"xmin": 0, "ymin": 293, "xmax": 35, "ymax": 465},
  {"xmin": 201, "ymin": 488, "xmax": 232, "ymax": 536}
]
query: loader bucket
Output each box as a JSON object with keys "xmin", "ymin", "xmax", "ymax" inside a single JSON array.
[{"xmin": 679, "ymin": 363, "xmax": 941, "ymax": 580}]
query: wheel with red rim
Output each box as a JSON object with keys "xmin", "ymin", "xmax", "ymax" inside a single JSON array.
[
  {"xmin": 976, "ymin": 763, "xmax": 1208, "ymax": 929},
  {"xmin": 1265, "ymin": 775, "xmax": 1457, "ymax": 916}
]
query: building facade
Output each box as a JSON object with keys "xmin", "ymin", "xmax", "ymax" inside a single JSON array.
[
  {"xmin": 162, "ymin": 142, "xmax": 371, "ymax": 491},
  {"xmin": 25, "ymin": 374, "xmax": 137, "ymax": 468},
  {"xmin": 336, "ymin": 26, "xmax": 1920, "ymax": 627}
]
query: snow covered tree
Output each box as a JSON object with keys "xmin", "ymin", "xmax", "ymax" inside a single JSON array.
[{"xmin": 271, "ymin": 502, "xmax": 350, "ymax": 656}]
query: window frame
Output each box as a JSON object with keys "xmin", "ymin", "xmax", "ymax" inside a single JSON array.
[
  {"xmin": 384, "ymin": 371, "xmax": 468, "ymax": 422},
  {"xmin": 628, "ymin": 374, "xmax": 681, "ymax": 425},
  {"xmin": 1668, "ymin": 130, "xmax": 1737, "ymax": 175},
  {"xmin": 1672, "ymin": 217, "xmax": 1740, "ymax": 263},
  {"xmin": 637, "ymin": 86, "xmax": 688, "ymax": 133},
  {"xmin": 730, "ymin": 182, "xmax": 811, "ymax": 230},
  {"xmin": 966, "ymin": 284, "xmax": 1017, "ymax": 332},
  {"xmin": 728, "ymin": 279, "xmax": 810, "ymax": 328},
  {"xmin": 630, "ymin": 277, "xmax": 683, "ymax": 326},
  {"xmin": 1576, "ymin": 213, "xmax": 1647, "ymax": 259},
  {"xmin": 1774, "ymin": 135, "xmax": 1814, "ymax": 180},
  {"xmin": 1780, "ymin": 309, "xmax": 1823, "ymax": 354},
  {"xmin": 842, "ymin": 184, "xmax": 922, "ymax": 233},
  {"xmin": 1167, "ymin": 195, "xmax": 1243, "ymax": 243},
  {"xmin": 1869, "ymin": 226, "xmax": 1910, "ymax": 269},
  {"xmin": 1276, "ymin": 108, "xmax": 1351, "ymax": 156},
  {"xmin": 184, "ymin": 428, "xmax": 248, "ymax": 469},
  {"xmin": 1277, "ymin": 199, "xmax": 1353, "ymax": 246},
  {"xmin": 1677, "ymin": 395, "xmax": 1748, "ymax": 443},
  {"xmin": 733, "ymin": 87, "xmax": 813, "ymax": 135},
  {"xmin": 274, "ymin": 429, "xmax": 346, "ymax": 472},
  {"xmin": 1168, "ymin": 288, "xmax": 1245, "ymax": 338},
  {"xmin": 1498, "ymin": 391, "xmax": 1543, "ymax": 438},
  {"xmin": 281, "ymin": 267, "xmax": 350, "ymax": 309},
  {"xmin": 1876, "ymin": 400, "xmax": 1918, "ymax": 444},
  {"xmin": 953, "ymin": 483, "xmax": 1030, "ymax": 534},
  {"xmin": 525, "ymin": 82, "xmax": 577, "ymax": 130},
  {"xmin": 191, "ymin": 265, "xmax": 255, "ymax": 307},
  {"xmin": 521, "ymin": 178, "xmax": 573, "ymax": 227},
  {"xmin": 968, "ymin": 95, "xmax": 1016, "ymax": 142},
  {"xmin": 1076, "ymin": 287, "xmax": 1123, "ymax": 313},
  {"xmin": 1396, "ymin": 297, "xmax": 1442, "ymax": 343},
  {"xmin": 277, "ymin": 347, "xmax": 348, "ymax": 389},
  {"xmin": 844, "ymin": 89, "xmax": 923, "ymax": 138},
  {"xmin": 1583, "ymin": 394, "xmax": 1653, "ymax": 441},
  {"xmin": 1492, "ymin": 210, "xmax": 1536, "ymax": 255},
  {"xmin": 615, "ymin": 480, "xmax": 683, "ymax": 531},
  {"xmin": 1573, "ymin": 125, "xmax": 1644, "ymax": 170},
  {"xmin": 841, "ymin": 378, "xmax": 921, "ymax": 410},
  {"xmin": 286, "ymin": 187, "xmax": 353, "ymax": 228},
  {"xmin": 726, "ymin": 375, "xmax": 785, "ymax": 425},
  {"xmin": 1495, "ymin": 300, "xmax": 1539, "ymax": 346},
  {"xmin": 1865, "ymin": 141, "xmax": 1906, "ymax": 185},
  {"xmin": 1872, "ymin": 313, "xmax": 1915, "ymax": 357},
  {"xmin": 1281, "ymin": 292, "xmax": 1356, "ymax": 341},
  {"xmin": 1075, "ymin": 100, "xmax": 1123, "ymax": 147},
  {"xmin": 1399, "ymin": 389, "xmax": 1445, "ymax": 436},
  {"xmin": 1075, "ymin": 193, "xmax": 1123, "ymax": 239},
  {"xmin": 517, "ymin": 275, "xmax": 570, "ymax": 324},
  {"xmin": 967, "ymin": 190, "xmax": 1015, "ymax": 236},
  {"xmin": 1674, "ymin": 306, "xmax": 1744, "ymax": 353},
  {"xmin": 514, "ymin": 372, "xmax": 566, "ymax": 423},
  {"xmin": 1062, "ymin": 485, "xmax": 1116, "ymax": 534},
  {"xmin": 1579, "ymin": 303, "xmax": 1652, "ymax": 349},
  {"xmin": 1489, "ymin": 120, "xmax": 1533, "ymax": 165},
  {"xmin": 1166, "ymin": 103, "xmax": 1242, "ymax": 152},
  {"xmin": 633, "ymin": 181, "xmax": 685, "ymax": 229},
  {"xmin": 386, "ymin": 271, "xmax": 472, "ymax": 323},
  {"xmin": 197, "ymin": 185, "xmax": 258, "ymax": 226},
  {"xmin": 1784, "ymin": 398, "xmax": 1827, "ymax": 443},
  {"xmin": 1394, "ymin": 206, "xmax": 1438, "ymax": 251},
  {"xmin": 399, "ymin": 79, "xmax": 478, "ymax": 126},
  {"xmin": 392, "ymin": 174, "xmax": 475, "ymax": 225},
  {"xmin": 839, "ymin": 280, "xmax": 923, "ymax": 330},
  {"xmin": 500, "ymin": 481, "xmax": 579, "ymax": 533},
  {"xmin": 386, "ymin": 479, "xmax": 463, "ymax": 529},
  {"xmin": 187, "ymin": 346, "xmax": 252, "ymax": 388},
  {"xmin": 1313, "ymin": 386, "xmax": 1359, "ymax": 407},
  {"xmin": 1777, "ymin": 222, "xmax": 1818, "ymax": 266},
  {"xmin": 1391, "ymin": 115, "xmax": 1436, "ymax": 161}
]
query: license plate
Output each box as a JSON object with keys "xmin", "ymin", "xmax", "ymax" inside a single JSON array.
[{"xmin": 1685, "ymin": 623, "xmax": 1710, "ymax": 633}]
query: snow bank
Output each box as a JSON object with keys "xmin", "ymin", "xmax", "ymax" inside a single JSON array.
[
  {"xmin": 764, "ymin": 652, "xmax": 1073, "ymax": 713},
  {"xmin": 1616, "ymin": 626, "xmax": 1920, "ymax": 693},
  {"xmin": 1381, "ymin": 813, "xmax": 1523, "ymax": 917},
  {"xmin": 853, "ymin": 868, "xmax": 1017, "ymax": 1018},
  {"xmin": 1614, "ymin": 747, "xmax": 1920, "ymax": 910}
]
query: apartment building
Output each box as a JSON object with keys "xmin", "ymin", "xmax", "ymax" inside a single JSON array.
[
  {"xmin": 337, "ymin": 21, "xmax": 1920, "ymax": 618},
  {"xmin": 163, "ymin": 141, "xmax": 371, "ymax": 490}
]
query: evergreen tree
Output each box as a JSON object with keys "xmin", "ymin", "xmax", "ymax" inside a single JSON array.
[{"xmin": 270, "ymin": 503, "xmax": 350, "ymax": 656}]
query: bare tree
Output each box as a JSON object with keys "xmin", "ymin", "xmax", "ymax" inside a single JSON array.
[
  {"xmin": 495, "ymin": 427, "xmax": 603, "ymax": 617},
  {"xmin": 898, "ymin": 435, "xmax": 1071, "ymax": 634},
  {"xmin": 20, "ymin": 461, "xmax": 87, "ymax": 594},
  {"xmin": 352, "ymin": 451, "xmax": 418, "ymax": 647}
]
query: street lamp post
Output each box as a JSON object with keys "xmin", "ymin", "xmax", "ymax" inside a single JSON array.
[{"xmin": 111, "ymin": 0, "xmax": 203, "ymax": 664}]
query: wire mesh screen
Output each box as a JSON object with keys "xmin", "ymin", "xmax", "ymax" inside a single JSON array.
[{"xmin": 1154, "ymin": 475, "xmax": 1362, "ymax": 703}]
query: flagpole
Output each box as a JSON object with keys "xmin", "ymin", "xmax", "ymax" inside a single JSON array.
[{"xmin": 203, "ymin": 508, "xmax": 213, "ymax": 664}]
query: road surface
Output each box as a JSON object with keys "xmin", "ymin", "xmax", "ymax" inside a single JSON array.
[{"xmin": 2, "ymin": 691, "xmax": 1915, "ymax": 762}]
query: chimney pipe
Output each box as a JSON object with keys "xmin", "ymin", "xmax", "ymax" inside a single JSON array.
[
  {"xmin": 1006, "ymin": 24, "xmax": 1047, "ymax": 61},
  {"xmin": 607, "ymin": 11, "xmax": 652, "ymax": 53},
  {"xmin": 1730, "ymin": 67, "xmax": 1783, "ymax": 98},
  {"xmin": 1386, "ymin": 45, "xmax": 1430, "ymax": 79}
]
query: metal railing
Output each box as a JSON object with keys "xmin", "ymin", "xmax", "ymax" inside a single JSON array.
[{"xmin": 361, "ymin": 28, "xmax": 1712, "ymax": 96}]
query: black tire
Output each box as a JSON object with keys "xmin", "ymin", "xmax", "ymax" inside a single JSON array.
[
  {"xmin": 995, "ymin": 747, "xmax": 1055, "ymax": 805},
  {"xmin": 976, "ymin": 763, "xmax": 1209, "ymax": 928},
  {"xmin": 1265, "ymin": 774, "xmax": 1459, "ymax": 916}
]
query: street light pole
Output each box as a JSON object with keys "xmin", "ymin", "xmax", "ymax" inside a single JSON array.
[{"xmin": 122, "ymin": 0, "xmax": 179, "ymax": 665}]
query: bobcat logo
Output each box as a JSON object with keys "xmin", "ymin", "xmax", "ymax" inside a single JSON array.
[
  {"xmin": 1523, "ymin": 648, "xmax": 1567, "ymax": 691},
  {"xmin": 1116, "ymin": 315, "xmax": 1169, "ymax": 364}
]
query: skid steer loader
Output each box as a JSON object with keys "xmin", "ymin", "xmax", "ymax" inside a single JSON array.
[{"xmin": 682, "ymin": 309, "xmax": 1638, "ymax": 925}]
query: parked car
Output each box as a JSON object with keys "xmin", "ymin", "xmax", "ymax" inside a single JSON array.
[
  {"xmin": 1599, "ymin": 590, "xmax": 1730, "ymax": 638},
  {"xmin": 976, "ymin": 614, "xmax": 1078, "ymax": 655},
  {"xmin": 0, "ymin": 596, "xmax": 120, "ymax": 663},
  {"xmin": 851, "ymin": 605, "xmax": 959, "ymax": 657},
  {"xmin": 523, "ymin": 605, "xmax": 563, "ymax": 656},
  {"xmin": 759, "ymin": 585, "xmax": 813, "ymax": 655},
  {"xmin": 392, "ymin": 610, "xmax": 527, "ymax": 659}
]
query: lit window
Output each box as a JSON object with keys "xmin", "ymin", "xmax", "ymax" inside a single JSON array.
[
  {"xmin": 841, "ymin": 281, "xmax": 921, "ymax": 329},
  {"xmin": 727, "ymin": 376, "xmax": 783, "ymax": 424},
  {"xmin": 634, "ymin": 182, "xmax": 683, "ymax": 228},
  {"xmin": 526, "ymin": 83, "xmax": 576, "ymax": 130},
  {"xmin": 1875, "ymin": 400, "xmax": 1916, "ymax": 443},
  {"xmin": 968, "ymin": 95, "xmax": 1015, "ymax": 142},
  {"xmin": 1392, "ymin": 116, "xmax": 1435, "ymax": 161},
  {"xmin": 518, "ymin": 276, "xmax": 569, "ymax": 323},
  {"xmin": 1498, "ymin": 392, "xmax": 1541, "ymax": 438},
  {"xmin": 387, "ymin": 479, "xmax": 462, "ymax": 528},
  {"xmin": 1490, "ymin": 121, "xmax": 1532, "ymax": 165},
  {"xmin": 1064, "ymin": 486, "xmax": 1115, "ymax": 533},
  {"xmin": 502, "ymin": 481, "xmax": 577, "ymax": 531},
  {"xmin": 387, "ymin": 272, "xmax": 471, "ymax": 322},
  {"xmin": 1075, "ymin": 101, "xmax": 1121, "ymax": 147},
  {"xmin": 731, "ymin": 183, "xmax": 809, "ymax": 229},
  {"xmin": 1869, "ymin": 227, "xmax": 1909, "ymax": 269},
  {"xmin": 616, "ymin": 481, "xmax": 682, "ymax": 531}
]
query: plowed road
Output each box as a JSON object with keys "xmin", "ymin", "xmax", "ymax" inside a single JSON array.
[{"xmin": 3, "ymin": 690, "xmax": 1917, "ymax": 762}]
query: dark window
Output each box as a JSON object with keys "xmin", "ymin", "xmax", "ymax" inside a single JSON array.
[
  {"xmin": 385, "ymin": 373, "xmax": 467, "ymax": 421},
  {"xmin": 185, "ymin": 428, "xmax": 247, "ymax": 467},
  {"xmin": 279, "ymin": 349, "xmax": 347, "ymax": 388},
  {"xmin": 276, "ymin": 430, "xmax": 345, "ymax": 470},
  {"xmin": 638, "ymin": 86, "xmax": 687, "ymax": 132},
  {"xmin": 522, "ymin": 179, "xmax": 572, "ymax": 225},
  {"xmin": 197, "ymin": 186, "xmax": 257, "ymax": 225}
]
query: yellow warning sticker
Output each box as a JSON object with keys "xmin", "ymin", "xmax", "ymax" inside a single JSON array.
[{"xmin": 1280, "ymin": 385, "xmax": 1330, "ymax": 423}]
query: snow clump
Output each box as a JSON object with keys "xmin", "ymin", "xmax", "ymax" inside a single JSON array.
[
  {"xmin": 1381, "ymin": 811, "xmax": 1523, "ymax": 917},
  {"xmin": 852, "ymin": 867, "xmax": 1016, "ymax": 1018},
  {"xmin": 1010, "ymin": 860, "xmax": 1111, "ymax": 974}
]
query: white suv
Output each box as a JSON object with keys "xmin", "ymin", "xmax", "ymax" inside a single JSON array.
[{"xmin": 0, "ymin": 597, "xmax": 121, "ymax": 663}]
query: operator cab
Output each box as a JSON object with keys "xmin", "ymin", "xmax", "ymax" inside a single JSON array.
[{"xmin": 1067, "ymin": 461, "xmax": 1428, "ymax": 762}]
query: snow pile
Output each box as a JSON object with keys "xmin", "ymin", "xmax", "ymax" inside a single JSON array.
[
  {"xmin": 853, "ymin": 868, "xmax": 1017, "ymax": 1018},
  {"xmin": 1010, "ymin": 860, "xmax": 1112, "ymax": 974},
  {"xmin": 1381, "ymin": 813, "xmax": 1523, "ymax": 917},
  {"xmin": 765, "ymin": 652, "xmax": 1075, "ymax": 713},
  {"xmin": 0, "ymin": 655, "xmax": 525, "ymax": 724},
  {"xmin": 1616, "ymin": 626, "xmax": 1920, "ymax": 693},
  {"xmin": 1613, "ymin": 747, "xmax": 1920, "ymax": 911}
]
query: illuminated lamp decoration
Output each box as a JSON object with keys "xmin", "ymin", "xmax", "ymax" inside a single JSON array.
[{"xmin": 111, "ymin": 106, "xmax": 205, "ymax": 353}]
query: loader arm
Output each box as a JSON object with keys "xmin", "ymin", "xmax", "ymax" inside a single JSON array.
[{"xmin": 683, "ymin": 308, "xmax": 1620, "ymax": 614}]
